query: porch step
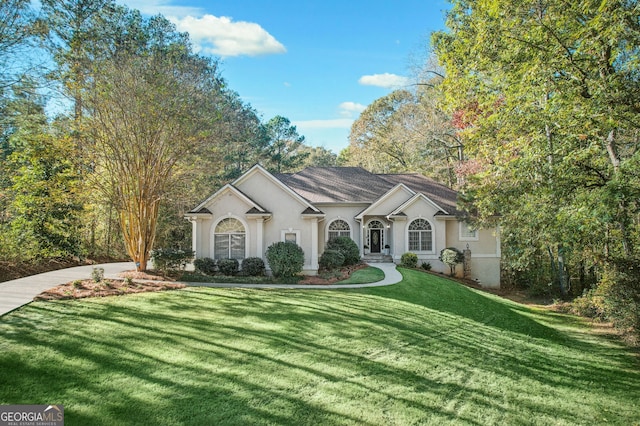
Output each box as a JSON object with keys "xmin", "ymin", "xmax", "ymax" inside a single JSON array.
[{"xmin": 363, "ymin": 253, "xmax": 393, "ymax": 263}]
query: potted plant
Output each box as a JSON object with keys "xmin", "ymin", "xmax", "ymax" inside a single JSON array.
[
  {"xmin": 364, "ymin": 245, "xmax": 370, "ymax": 254},
  {"xmin": 384, "ymin": 244, "xmax": 390, "ymax": 255}
]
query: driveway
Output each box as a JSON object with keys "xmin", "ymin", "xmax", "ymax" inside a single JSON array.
[
  {"xmin": 0, "ymin": 262, "xmax": 402, "ymax": 317},
  {"xmin": 0, "ymin": 262, "xmax": 135, "ymax": 317}
]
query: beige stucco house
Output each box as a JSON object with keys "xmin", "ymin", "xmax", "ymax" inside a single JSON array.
[{"xmin": 185, "ymin": 164, "xmax": 501, "ymax": 288}]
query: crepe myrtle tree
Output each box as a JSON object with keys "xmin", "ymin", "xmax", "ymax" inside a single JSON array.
[{"xmin": 88, "ymin": 48, "xmax": 226, "ymax": 271}]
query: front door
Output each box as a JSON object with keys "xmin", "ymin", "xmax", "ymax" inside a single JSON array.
[{"xmin": 370, "ymin": 229, "xmax": 382, "ymax": 253}]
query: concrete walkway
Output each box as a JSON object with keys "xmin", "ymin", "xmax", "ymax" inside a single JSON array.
[
  {"xmin": 187, "ymin": 263, "xmax": 403, "ymax": 290},
  {"xmin": 0, "ymin": 262, "xmax": 402, "ymax": 317},
  {"xmin": 0, "ymin": 262, "xmax": 136, "ymax": 317}
]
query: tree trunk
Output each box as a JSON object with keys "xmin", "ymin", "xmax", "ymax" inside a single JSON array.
[
  {"xmin": 605, "ymin": 129, "xmax": 620, "ymax": 173},
  {"xmin": 557, "ymin": 245, "xmax": 569, "ymax": 297},
  {"xmin": 119, "ymin": 198, "xmax": 160, "ymax": 272}
]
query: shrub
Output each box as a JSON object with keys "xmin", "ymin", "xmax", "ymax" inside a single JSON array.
[
  {"xmin": 401, "ymin": 252, "xmax": 418, "ymax": 268},
  {"xmin": 91, "ymin": 267, "xmax": 104, "ymax": 283},
  {"xmin": 421, "ymin": 261, "xmax": 432, "ymax": 271},
  {"xmin": 593, "ymin": 258, "xmax": 640, "ymax": 340},
  {"xmin": 326, "ymin": 236, "xmax": 360, "ymax": 266},
  {"xmin": 319, "ymin": 249, "xmax": 345, "ymax": 271},
  {"xmin": 150, "ymin": 248, "xmax": 194, "ymax": 273},
  {"xmin": 194, "ymin": 257, "xmax": 217, "ymax": 275},
  {"xmin": 241, "ymin": 257, "xmax": 266, "ymax": 276},
  {"xmin": 218, "ymin": 258, "xmax": 239, "ymax": 276},
  {"xmin": 266, "ymin": 241, "xmax": 305, "ymax": 278},
  {"xmin": 440, "ymin": 247, "xmax": 464, "ymax": 276}
]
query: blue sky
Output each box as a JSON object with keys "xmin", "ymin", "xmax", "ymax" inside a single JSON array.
[{"xmin": 122, "ymin": 0, "xmax": 451, "ymax": 153}]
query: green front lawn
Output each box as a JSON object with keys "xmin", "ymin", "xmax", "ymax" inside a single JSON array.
[{"xmin": 1, "ymin": 268, "xmax": 638, "ymax": 425}]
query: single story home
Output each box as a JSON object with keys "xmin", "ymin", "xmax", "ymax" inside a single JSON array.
[{"xmin": 185, "ymin": 164, "xmax": 501, "ymax": 288}]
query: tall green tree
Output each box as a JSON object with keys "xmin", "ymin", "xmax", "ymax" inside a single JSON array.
[
  {"xmin": 433, "ymin": 0, "xmax": 640, "ymax": 296},
  {"xmin": 3, "ymin": 83, "xmax": 82, "ymax": 260},
  {"xmin": 263, "ymin": 115, "xmax": 309, "ymax": 173},
  {"xmin": 344, "ymin": 85, "xmax": 458, "ymax": 185},
  {"xmin": 41, "ymin": 0, "xmax": 119, "ymax": 122},
  {"xmin": 299, "ymin": 146, "xmax": 337, "ymax": 167},
  {"xmin": 0, "ymin": 0, "xmax": 42, "ymax": 92}
]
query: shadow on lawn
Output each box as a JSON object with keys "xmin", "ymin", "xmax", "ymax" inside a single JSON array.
[
  {"xmin": 355, "ymin": 268, "xmax": 640, "ymax": 396},
  {"xmin": 1, "ymin": 277, "xmax": 639, "ymax": 425},
  {"xmin": 2, "ymin": 298, "xmax": 487, "ymax": 425}
]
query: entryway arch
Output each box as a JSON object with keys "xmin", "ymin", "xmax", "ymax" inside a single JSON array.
[{"xmin": 366, "ymin": 219, "xmax": 386, "ymax": 253}]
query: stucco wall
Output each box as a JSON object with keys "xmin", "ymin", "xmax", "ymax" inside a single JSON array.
[
  {"xmin": 443, "ymin": 220, "xmax": 501, "ymax": 288},
  {"xmin": 236, "ymin": 171, "xmax": 317, "ymax": 272}
]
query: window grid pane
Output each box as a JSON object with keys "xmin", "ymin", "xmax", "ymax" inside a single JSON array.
[
  {"xmin": 214, "ymin": 235, "xmax": 230, "ymax": 259},
  {"xmin": 230, "ymin": 234, "xmax": 245, "ymax": 259},
  {"xmin": 409, "ymin": 231, "xmax": 420, "ymax": 251}
]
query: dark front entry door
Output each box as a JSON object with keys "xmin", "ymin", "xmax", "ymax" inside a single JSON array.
[{"xmin": 370, "ymin": 229, "xmax": 382, "ymax": 253}]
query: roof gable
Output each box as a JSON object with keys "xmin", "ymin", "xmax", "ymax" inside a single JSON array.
[
  {"xmin": 189, "ymin": 184, "xmax": 267, "ymax": 214},
  {"xmin": 377, "ymin": 173, "xmax": 459, "ymax": 215},
  {"xmin": 389, "ymin": 193, "xmax": 449, "ymax": 217},
  {"xmin": 239, "ymin": 164, "xmax": 321, "ymax": 213},
  {"xmin": 355, "ymin": 183, "xmax": 416, "ymax": 220}
]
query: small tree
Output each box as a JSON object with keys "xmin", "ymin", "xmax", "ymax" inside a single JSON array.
[
  {"xmin": 265, "ymin": 241, "xmax": 304, "ymax": 278},
  {"xmin": 440, "ymin": 247, "xmax": 464, "ymax": 276}
]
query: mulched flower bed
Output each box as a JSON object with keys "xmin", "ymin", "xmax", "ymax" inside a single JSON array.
[{"xmin": 34, "ymin": 275, "xmax": 185, "ymax": 301}]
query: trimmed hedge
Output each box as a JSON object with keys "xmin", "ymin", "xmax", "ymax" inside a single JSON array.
[
  {"xmin": 401, "ymin": 252, "xmax": 418, "ymax": 268},
  {"xmin": 150, "ymin": 248, "xmax": 194, "ymax": 273},
  {"xmin": 266, "ymin": 241, "xmax": 305, "ymax": 278},
  {"xmin": 218, "ymin": 258, "xmax": 239, "ymax": 276},
  {"xmin": 319, "ymin": 249, "xmax": 345, "ymax": 271},
  {"xmin": 241, "ymin": 257, "xmax": 266, "ymax": 276},
  {"xmin": 326, "ymin": 236, "xmax": 360, "ymax": 266},
  {"xmin": 194, "ymin": 257, "xmax": 217, "ymax": 275}
]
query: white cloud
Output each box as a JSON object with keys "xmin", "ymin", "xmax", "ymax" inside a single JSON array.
[
  {"xmin": 171, "ymin": 15, "xmax": 286, "ymax": 57},
  {"xmin": 294, "ymin": 119, "xmax": 354, "ymax": 129},
  {"xmin": 358, "ymin": 73, "xmax": 410, "ymax": 88},
  {"xmin": 338, "ymin": 101, "xmax": 366, "ymax": 117}
]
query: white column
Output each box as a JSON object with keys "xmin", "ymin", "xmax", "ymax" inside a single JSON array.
[
  {"xmin": 256, "ymin": 218, "xmax": 264, "ymax": 258},
  {"xmin": 311, "ymin": 218, "xmax": 319, "ymax": 270},
  {"xmin": 191, "ymin": 218, "xmax": 198, "ymax": 257}
]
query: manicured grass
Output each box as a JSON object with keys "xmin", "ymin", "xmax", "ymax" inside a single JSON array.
[
  {"xmin": 1, "ymin": 268, "xmax": 639, "ymax": 425},
  {"xmin": 335, "ymin": 266, "xmax": 385, "ymax": 284}
]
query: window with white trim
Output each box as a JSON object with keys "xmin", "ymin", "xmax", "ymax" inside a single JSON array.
[
  {"xmin": 214, "ymin": 218, "xmax": 245, "ymax": 260},
  {"xmin": 408, "ymin": 219, "xmax": 433, "ymax": 252},
  {"xmin": 459, "ymin": 222, "xmax": 478, "ymax": 241},
  {"xmin": 328, "ymin": 219, "xmax": 350, "ymax": 240},
  {"xmin": 285, "ymin": 233, "xmax": 297, "ymax": 243}
]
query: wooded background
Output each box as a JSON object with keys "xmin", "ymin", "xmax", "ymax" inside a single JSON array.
[{"xmin": 1, "ymin": 0, "xmax": 638, "ymax": 337}]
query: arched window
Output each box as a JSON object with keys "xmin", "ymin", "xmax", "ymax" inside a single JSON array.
[
  {"xmin": 367, "ymin": 220, "xmax": 384, "ymax": 230},
  {"xmin": 408, "ymin": 219, "xmax": 432, "ymax": 252},
  {"xmin": 328, "ymin": 219, "xmax": 350, "ymax": 240},
  {"xmin": 214, "ymin": 218, "xmax": 245, "ymax": 260}
]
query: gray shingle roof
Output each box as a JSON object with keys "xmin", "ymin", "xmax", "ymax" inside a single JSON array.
[{"xmin": 275, "ymin": 167, "xmax": 459, "ymax": 214}]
